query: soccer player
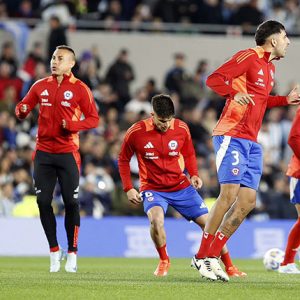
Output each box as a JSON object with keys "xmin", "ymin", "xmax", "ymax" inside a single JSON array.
[
  {"xmin": 278, "ymin": 106, "xmax": 300, "ymax": 274},
  {"xmin": 196, "ymin": 20, "xmax": 300, "ymax": 281},
  {"xmin": 15, "ymin": 45, "xmax": 99, "ymax": 272},
  {"xmin": 118, "ymin": 94, "xmax": 246, "ymax": 278}
]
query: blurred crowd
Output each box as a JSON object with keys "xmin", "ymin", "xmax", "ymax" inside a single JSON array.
[
  {"xmin": 0, "ymin": 4, "xmax": 299, "ymax": 220},
  {"xmin": 1, "ymin": 0, "xmax": 300, "ymax": 33}
]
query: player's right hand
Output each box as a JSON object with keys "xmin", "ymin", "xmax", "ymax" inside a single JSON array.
[
  {"xmin": 20, "ymin": 104, "xmax": 28, "ymax": 113},
  {"xmin": 127, "ymin": 188, "xmax": 142, "ymax": 205},
  {"xmin": 191, "ymin": 175, "xmax": 203, "ymax": 189},
  {"xmin": 234, "ymin": 93, "xmax": 255, "ymax": 106}
]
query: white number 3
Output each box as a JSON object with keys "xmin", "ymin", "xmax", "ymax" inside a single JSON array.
[{"xmin": 231, "ymin": 150, "xmax": 239, "ymax": 166}]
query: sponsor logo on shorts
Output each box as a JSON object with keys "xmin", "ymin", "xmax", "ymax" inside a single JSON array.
[
  {"xmin": 200, "ymin": 202, "xmax": 207, "ymax": 209},
  {"xmin": 145, "ymin": 192, "xmax": 153, "ymax": 197},
  {"xmin": 232, "ymin": 168, "xmax": 239, "ymax": 175},
  {"xmin": 144, "ymin": 192, "xmax": 154, "ymax": 202}
]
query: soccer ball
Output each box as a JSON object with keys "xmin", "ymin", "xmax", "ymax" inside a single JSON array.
[{"xmin": 263, "ymin": 248, "xmax": 285, "ymax": 271}]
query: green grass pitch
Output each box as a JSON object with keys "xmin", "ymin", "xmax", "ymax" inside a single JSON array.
[{"xmin": 1, "ymin": 257, "xmax": 300, "ymax": 299}]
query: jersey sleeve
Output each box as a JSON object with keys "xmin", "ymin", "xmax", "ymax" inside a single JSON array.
[
  {"xmin": 118, "ymin": 125, "xmax": 138, "ymax": 192},
  {"xmin": 206, "ymin": 49, "xmax": 256, "ymax": 98},
  {"xmin": 179, "ymin": 121, "xmax": 199, "ymax": 177},
  {"xmin": 66, "ymin": 82, "xmax": 99, "ymax": 132},
  {"xmin": 288, "ymin": 108, "xmax": 300, "ymax": 159},
  {"xmin": 267, "ymin": 95, "xmax": 288, "ymax": 108},
  {"xmin": 15, "ymin": 81, "xmax": 39, "ymax": 119}
]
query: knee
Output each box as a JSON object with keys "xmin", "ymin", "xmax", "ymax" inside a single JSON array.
[
  {"xmin": 219, "ymin": 186, "xmax": 239, "ymax": 207},
  {"xmin": 150, "ymin": 217, "xmax": 164, "ymax": 232},
  {"xmin": 36, "ymin": 195, "xmax": 52, "ymax": 210},
  {"xmin": 64, "ymin": 199, "xmax": 79, "ymax": 212},
  {"xmin": 247, "ymin": 197, "xmax": 256, "ymax": 211},
  {"xmin": 236, "ymin": 195, "xmax": 256, "ymax": 214}
]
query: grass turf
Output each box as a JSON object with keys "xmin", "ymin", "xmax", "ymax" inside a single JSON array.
[{"xmin": 1, "ymin": 257, "xmax": 300, "ymax": 300}]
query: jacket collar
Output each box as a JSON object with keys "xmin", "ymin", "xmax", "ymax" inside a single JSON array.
[
  {"xmin": 51, "ymin": 72, "xmax": 74, "ymax": 82},
  {"xmin": 256, "ymin": 46, "xmax": 280, "ymax": 62},
  {"xmin": 144, "ymin": 117, "xmax": 175, "ymax": 132}
]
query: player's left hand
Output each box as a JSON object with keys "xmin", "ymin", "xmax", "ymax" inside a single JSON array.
[
  {"xmin": 287, "ymin": 85, "xmax": 300, "ymax": 105},
  {"xmin": 191, "ymin": 176, "xmax": 203, "ymax": 189}
]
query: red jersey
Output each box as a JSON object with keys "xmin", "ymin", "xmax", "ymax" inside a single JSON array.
[
  {"xmin": 118, "ymin": 117, "xmax": 198, "ymax": 192},
  {"xmin": 287, "ymin": 107, "xmax": 300, "ymax": 178},
  {"xmin": 15, "ymin": 73, "xmax": 99, "ymax": 153},
  {"xmin": 207, "ymin": 46, "xmax": 288, "ymax": 142}
]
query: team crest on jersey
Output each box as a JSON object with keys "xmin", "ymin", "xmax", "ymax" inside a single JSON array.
[
  {"xmin": 168, "ymin": 140, "xmax": 178, "ymax": 150},
  {"xmin": 64, "ymin": 90, "xmax": 73, "ymax": 100},
  {"xmin": 232, "ymin": 168, "xmax": 239, "ymax": 175}
]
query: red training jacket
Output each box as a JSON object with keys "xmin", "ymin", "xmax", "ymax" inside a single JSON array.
[
  {"xmin": 287, "ymin": 107, "xmax": 300, "ymax": 179},
  {"xmin": 15, "ymin": 73, "xmax": 99, "ymax": 153},
  {"xmin": 207, "ymin": 46, "xmax": 288, "ymax": 142},
  {"xmin": 118, "ymin": 117, "xmax": 199, "ymax": 192}
]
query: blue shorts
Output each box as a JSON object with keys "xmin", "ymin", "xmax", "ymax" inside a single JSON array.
[
  {"xmin": 290, "ymin": 177, "xmax": 300, "ymax": 204},
  {"xmin": 141, "ymin": 185, "xmax": 208, "ymax": 221},
  {"xmin": 213, "ymin": 135, "xmax": 263, "ymax": 190}
]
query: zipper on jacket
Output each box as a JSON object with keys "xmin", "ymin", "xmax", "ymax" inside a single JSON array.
[
  {"xmin": 160, "ymin": 134, "xmax": 166, "ymax": 180},
  {"xmin": 266, "ymin": 64, "xmax": 269, "ymax": 90},
  {"xmin": 51, "ymin": 80, "xmax": 60, "ymax": 149}
]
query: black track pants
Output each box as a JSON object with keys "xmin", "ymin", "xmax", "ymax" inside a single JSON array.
[{"xmin": 33, "ymin": 150, "xmax": 80, "ymax": 252}]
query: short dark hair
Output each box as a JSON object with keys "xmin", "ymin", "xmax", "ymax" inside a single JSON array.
[
  {"xmin": 50, "ymin": 15, "xmax": 60, "ymax": 23},
  {"xmin": 151, "ymin": 94, "xmax": 175, "ymax": 118},
  {"xmin": 120, "ymin": 48, "xmax": 128, "ymax": 55},
  {"xmin": 255, "ymin": 20, "xmax": 286, "ymax": 46},
  {"xmin": 56, "ymin": 45, "xmax": 76, "ymax": 60}
]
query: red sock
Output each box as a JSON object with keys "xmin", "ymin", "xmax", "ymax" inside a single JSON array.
[
  {"xmin": 50, "ymin": 246, "xmax": 59, "ymax": 252},
  {"xmin": 208, "ymin": 231, "xmax": 229, "ymax": 258},
  {"xmin": 196, "ymin": 232, "xmax": 215, "ymax": 259},
  {"xmin": 221, "ymin": 251, "xmax": 233, "ymax": 270},
  {"xmin": 157, "ymin": 244, "xmax": 169, "ymax": 261},
  {"xmin": 282, "ymin": 217, "xmax": 300, "ymax": 265}
]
